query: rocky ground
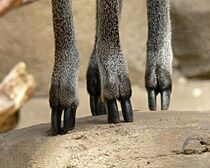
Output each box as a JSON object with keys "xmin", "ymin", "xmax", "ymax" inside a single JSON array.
[{"xmin": 1, "ymin": 111, "xmax": 210, "ymax": 168}]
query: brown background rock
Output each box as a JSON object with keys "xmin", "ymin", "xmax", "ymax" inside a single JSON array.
[
  {"xmin": 0, "ymin": 0, "xmax": 209, "ymax": 95},
  {"xmin": 171, "ymin": 0, "xmax": 210, "ymax": 78},
  {"xmin": 0, "ymin": 0, "xmax": 54, "ymax": 95},
  {"xmin": 0, "ymin": 0, "xmax": 147, "ymax": 95}
]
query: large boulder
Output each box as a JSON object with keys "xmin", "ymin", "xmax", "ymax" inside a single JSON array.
[{"xmin": 0, "ymin": 111, "xmax": 210, "ymax": 168}]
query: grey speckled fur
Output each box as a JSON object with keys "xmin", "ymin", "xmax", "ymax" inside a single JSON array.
[
  {"xmin": 88, "ymin": 0, "xmax": 123, "ymax": 70},
  {"xmin": 145, "ymin": 0, "xmax": 173, "ymax": 91},
  {"xmin": 50, "ymin": 0, "xmax": 80, "ymax": 108},
  {"xmin": 50, "ymin": 0, "xmax": 172, "ymax": 114},
  {"xmin": 96, "ymin": 0, "xmax": 131, "ymax": 100},
  {"xmin": 50, "ymin": 0, "xmax": 129, "ymax": 110}
]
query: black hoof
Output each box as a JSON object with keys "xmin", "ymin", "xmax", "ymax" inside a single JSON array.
[
  {"xmin": 148, "ymin": 89, "xmax": 157, "ymax": 111},
  {"xmin": 90, "ymin": 95, "xmax": 106, "ymax": 116},
  {"xmin": 87, "ymin": 68, "xmax": 106, "ymax": 116},
  {"xmin": 105, "ymin": 99, "xmax": 120, "ymax": 123},
  {"xmin": 120, "ymin": 98, "xmax": 133, "ymax": 122},
  {"xmin": 161, "ymin": 90, "xmax": 170, "ymax": 110},
  {"xmin": 51, "ymin": 106, "xmax": 62, "ymax": 136},
  {"xmin": 51, "ymin": 105, "xmax": 77, "ymax": 136},
  {"xmin": 63, "ymin": 106, "xmax": 77, "ymax": 133},
  {"xmin": 147, "ymin": 88, "xmax": 171, "ymax": 111}
]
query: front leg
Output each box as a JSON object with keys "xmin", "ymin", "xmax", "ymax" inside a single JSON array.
[
  {"xmin": 97, "ymin": 48, "xmax": 133, "ymax": 123},
  {"xmin": 50, "ymin": 0, "xmax": 80, "ymax": 135},
  {"xmin": 145, "ymin": 0, "xmax": 173, "ymax": 111},
  {"xmin": 96, "ymin": 0, "xmax": 133, "ymax": 123}
]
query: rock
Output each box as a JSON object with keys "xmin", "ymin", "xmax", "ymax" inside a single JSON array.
[
  {"xmin": 0, "ymin": 0, "xmax": 53, "ymax": 95},
  {"xmin": 1, "ymin": 111, "xmax": 210, "ymax": 168},
  {"xmin": 180, "ymin": 137, "xmax": 208, "ymax": 154},
  {"xmin": 171, "ymin": 0, "xmax": 210, "ymax": 78},
  {"xmin": 0, "ymin": 62, "xmax": 36, "ymax": 132}
]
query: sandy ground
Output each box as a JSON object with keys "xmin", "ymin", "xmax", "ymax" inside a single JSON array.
[{"xmin": 1, "ymin": 111, "xmax": 210, "ymax": 168}]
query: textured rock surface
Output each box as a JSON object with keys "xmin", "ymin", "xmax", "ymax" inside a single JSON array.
[{"xmin": 1, "ymin": 111, "xmax": 210, "ymax": 168}]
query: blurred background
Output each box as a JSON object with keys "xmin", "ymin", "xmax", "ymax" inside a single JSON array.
[{"xmin": 0, "ymin": 0, "xmax": 210, "ymax": 131}]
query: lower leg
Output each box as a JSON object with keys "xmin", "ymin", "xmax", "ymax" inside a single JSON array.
[
  {"xmin": 50, "ymin": 0, "xmax": 80, "ymax": 134},
  {"xmin": 96, "ymin": 0, "xmax": 133, "ymax": 123},
  {"xmin": 145, "ymin": 0, "xmax": 173, "ymax": 110}
]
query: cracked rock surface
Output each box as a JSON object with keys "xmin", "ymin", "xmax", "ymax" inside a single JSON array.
[{"xmin": 1, "ymin": 111, "xmax": 210, "ymax": 168}]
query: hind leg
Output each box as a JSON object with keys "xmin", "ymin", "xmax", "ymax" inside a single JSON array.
[{"xmin": 145, "ymin": 0, "xmax": 173, "ymax": 111}]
